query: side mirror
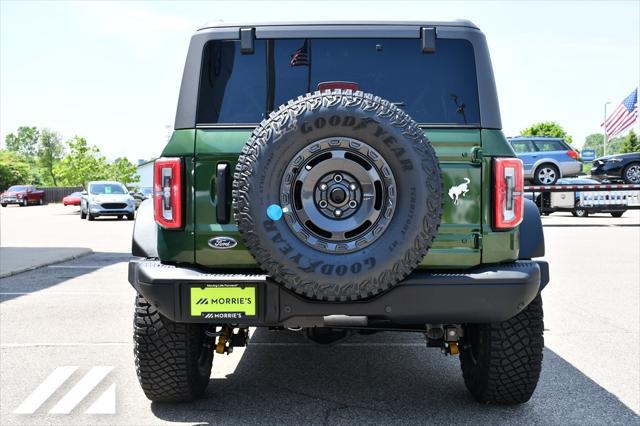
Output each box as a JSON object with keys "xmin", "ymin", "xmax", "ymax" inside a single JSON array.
[{"xmin": 81, "ymin": 190, "xmax": 88, "ymax": 196}]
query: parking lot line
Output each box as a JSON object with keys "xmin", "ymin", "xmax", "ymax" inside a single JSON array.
[
  {"xmin": 13, "ymin": 366, "xmax": 78, "ymax": 414},
  {"xmin": 48, "ymin": 366, "xmax": 114, "ymax": 414},
  {"xmin": 46, "ymin": 265, "xmax": 106, "ymax": 269},
  {"xmin": 1, "ymin": 343, "xmax": 132, "ymax": 348}
]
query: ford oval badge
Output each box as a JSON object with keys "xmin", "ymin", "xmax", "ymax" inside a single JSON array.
[{"xmin": 208, "ymin": 236, "xmax": 238, "ymax": 250}]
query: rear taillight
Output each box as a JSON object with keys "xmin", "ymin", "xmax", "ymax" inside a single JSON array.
[
  {"xmin": 154, "ymin": 157, "xmax": 182, "ymax": 229},
  {"xmin": 567, "ymin": 150, "xmax": 579, "ymax": 160},
  {"xmin": 493, "ymin": 158, "xmax": 524, "ymax": 230}
]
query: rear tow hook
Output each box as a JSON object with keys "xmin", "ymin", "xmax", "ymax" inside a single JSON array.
[
  {"xmin": 425, "ymin": 324, "xmax": 463, "ymax": 356},
  {"xmin": 208, "ymin": 326, "xmax": 249, "ymax": 355}
]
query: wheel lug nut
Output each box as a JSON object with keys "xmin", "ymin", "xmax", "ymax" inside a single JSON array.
[
  {"xmin": 348, "ymin": 200, "xmax": 357, "ymax": 209},
  {"xmin": 319, "ymin": 184, "xmax": 327, "ymax": 191},
  {"xmin": 334, "ymin": 209, "xmax": 342, "ymax": 217},
  {"xmin": 334, "ymin": 174, "xmax": 343, "ymax": 182},
  {"xmin": 349, "ymin": 184, "xmax": 357, "ymax": 191},
  {"xmin": 319, "ymin": 200, "xmax": 328, "ymax": 208}
]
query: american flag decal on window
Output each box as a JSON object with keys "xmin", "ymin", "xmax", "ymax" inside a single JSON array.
[{"xmin": 290, "ymin": 40, "xmax": 310, "ymax": 67}]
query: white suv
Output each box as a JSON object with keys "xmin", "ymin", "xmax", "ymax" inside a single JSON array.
[{"xmin": 80, "ymin": 181, "xmax": 135, "ymax": 221}]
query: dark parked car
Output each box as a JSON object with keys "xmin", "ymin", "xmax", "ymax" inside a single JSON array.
[
  {"xmin": 0, "ymin": 185, "xmax": 45, "ymax": 207},
  {"xmin": 132, "ymin": 187, "xmax": 153, "ymax": 209},
  {"xmin": 591, "ymin": 152, "xmax": 640, "ymax": 184}
]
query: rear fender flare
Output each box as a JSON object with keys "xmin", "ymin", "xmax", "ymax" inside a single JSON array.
[
  {"xmin": 519, "ymin": 198, "xmax": 545, "ymax": 260},
  {"xmin": 132, "ymin": 199, "xmax": 158, "ymax": 258}
]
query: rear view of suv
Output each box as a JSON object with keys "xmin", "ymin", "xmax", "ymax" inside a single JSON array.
[
  {"xmin": 129, "ymin": 21, "xmax": 548, "ymax": 407},
  {"xmin": 509, "ymin": 137, "xmax": 581, "ymax": 184}
]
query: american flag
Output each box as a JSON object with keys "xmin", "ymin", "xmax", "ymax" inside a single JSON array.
[
  {"xmin": 290, "ymin": 40, "xmax": 310, "ymax": 67},
  {"xmin": 603, "ymin": 88, "xmax": 638, "ymax": 138}
]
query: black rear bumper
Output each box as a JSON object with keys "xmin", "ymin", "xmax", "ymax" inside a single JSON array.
[{"xmin": 128, "ymin": 260, "xmax": 548, "ymax": 327}]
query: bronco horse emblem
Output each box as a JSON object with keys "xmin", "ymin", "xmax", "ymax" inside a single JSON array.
[{"xmin": 448, "ymin": 178, "xmax": 471, "ymax": 205}]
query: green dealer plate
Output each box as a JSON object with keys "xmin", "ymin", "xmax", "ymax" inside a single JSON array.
[{"xmin": 190, "ymin": 284, "xmax": 256, "ymax": 319}]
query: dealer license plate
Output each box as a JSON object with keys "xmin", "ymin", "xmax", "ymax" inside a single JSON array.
[{"xmin": 189, "ymin": 284, "xmax": 256, "ymax": 320}]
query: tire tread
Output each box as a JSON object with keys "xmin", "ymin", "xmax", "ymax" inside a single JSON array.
[
  {"xmin": 460, "ymin": 295, "xmax": 544, "ymax": 404},
  {"xmin": 133, "ymin": 295, "xmax": 212, "ymax": 402}
]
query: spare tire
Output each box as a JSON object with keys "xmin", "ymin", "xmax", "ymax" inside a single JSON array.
[{"xmin": 233, "ymin": 90, "xmax": 442, "ymax": 301}]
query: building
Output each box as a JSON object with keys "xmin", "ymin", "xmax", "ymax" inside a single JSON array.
[{"xmin": 136, "ymin": 159, "xmax": 155, "ymax": 189}]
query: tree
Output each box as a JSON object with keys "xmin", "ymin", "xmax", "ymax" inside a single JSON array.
[
  {"xmin": 54, "ymin": 136, "xmax": 109, "ymax": 187},
  {"xmin": 37, "ymin": 129, "xmax": 64, "ymax": 186},
  {"xmin": 520, "ymin": 121, "xmax": 573, "ymax": 145},
  {"xmin": 582, "ymin": 133, "xmax": 626, "ymax": 157},
  {"xmin": 0, "ymin": 150, "xmax": 32, "ymax": 191},
  {"xmin": 107, "ymin": 157, "xmax": 139, "ymax": 186},
  {"xmin": 620, "ymin": 130, "xmax": 639, "ymax": 154},
  {"xmin": 4, "ymin": 126, "xmax": 39, "ymax": 158}
]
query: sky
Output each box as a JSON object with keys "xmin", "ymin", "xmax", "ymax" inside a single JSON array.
[{"xmin": 1, "ymin": 0, "xmax": 639, "ymax": 162}]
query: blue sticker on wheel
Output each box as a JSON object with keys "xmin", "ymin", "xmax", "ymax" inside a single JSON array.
[{"xmin": 266, "ymin": 204, "xmax": 283, "ymax": 221}]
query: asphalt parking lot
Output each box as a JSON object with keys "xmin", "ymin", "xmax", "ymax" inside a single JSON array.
[{"xmin": 0, "ymin": 204, "xmax": 639, "ymax": 425}]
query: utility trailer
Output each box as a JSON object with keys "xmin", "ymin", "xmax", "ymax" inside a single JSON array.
[{"xmin": 524, "ymin": 184, "xmax": 640, "ymax": 217}]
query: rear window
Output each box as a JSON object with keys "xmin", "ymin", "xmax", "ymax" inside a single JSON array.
[
  {"xmin": 510, "ymin": 140, "xmax": 534, "ymax": 153},
  {"xmin": 197, "ymin": 38, "xmax": 479, "ymax": 125},
  {"xmin": 534, "ymin": 140, "xmax": 566, "ymax": 152}
]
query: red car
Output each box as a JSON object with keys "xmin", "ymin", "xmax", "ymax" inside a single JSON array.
[
  {"xmin": 0, "ymin": 185, "xmax": 45, "ymax": 207},
  {"xmin": 62, "ymin": 191, "xmax": 82, "ymax": 206}
]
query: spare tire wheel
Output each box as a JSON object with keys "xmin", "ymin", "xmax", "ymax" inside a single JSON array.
[{"xmin": 233, "ymin": 90, "xmax": 442, "ymax": 301}]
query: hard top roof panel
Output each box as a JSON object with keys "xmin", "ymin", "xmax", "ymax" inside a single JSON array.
[{"xmin": 198, "ymin": 20, "xmax": 479, "ymax": 32}]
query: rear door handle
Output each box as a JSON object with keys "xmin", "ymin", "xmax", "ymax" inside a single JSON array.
[{"xmin": 216, "ymin": 163, "xmax": 230, "ymax": 224}]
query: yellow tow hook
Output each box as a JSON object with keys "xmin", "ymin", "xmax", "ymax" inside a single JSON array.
[
  {"xmin": 215, "ymin": 326, "xmax": 233, "ymax": 354},
  {"xmin": 447, "ymin": 342, "xmax": 459, "ymax": 356}
]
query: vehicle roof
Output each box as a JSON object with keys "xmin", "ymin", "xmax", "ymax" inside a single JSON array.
[
  {"xmin": 596, "ymin": 152, "xmax": 640, "ymax": 160},
  {"xmin": 508, "ymin": 136, "xmax": 565, "ymax": 141},
  {"xmin": 198, "ymin": 20, "xmax": 479, "ymax": 31}
]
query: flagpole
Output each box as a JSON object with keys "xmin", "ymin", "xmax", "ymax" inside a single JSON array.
[{"xmin": 603, "ymin": 101, "xmax": 610, "ymax": 156}]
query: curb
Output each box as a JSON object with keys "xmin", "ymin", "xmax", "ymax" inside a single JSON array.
[{"xmin": 0, "ymin": 249, "xmax": 94, "ymax": 279}]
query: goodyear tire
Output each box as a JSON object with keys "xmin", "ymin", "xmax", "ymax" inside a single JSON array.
[
  {"xmin": 133, "ymin": 295, "xmax": 213, "ymax": 402},
  {"xmin": 459, "ymin": 295, "xmax": 544, "ymax": 404},
  {"xmin": 233, "ymin": 90, "xmax": 442, "ymax": 301}
]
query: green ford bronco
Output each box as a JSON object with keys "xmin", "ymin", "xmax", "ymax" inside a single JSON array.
[{"xmin": 129, "ymin": 20, "xmax": 548, "ymax": 405}]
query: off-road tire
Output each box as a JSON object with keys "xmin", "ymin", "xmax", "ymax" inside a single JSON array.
[
  {"xmin": 233, "ymin": 90, "xmax": 442, "ymax": 302},
  {"xmin": 460, "ymin": 295, "xmax": 544, "ymax": 404},
  {"xmin": 133, "ymin": 295, "xmax": 213, "ymax": 402}
]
